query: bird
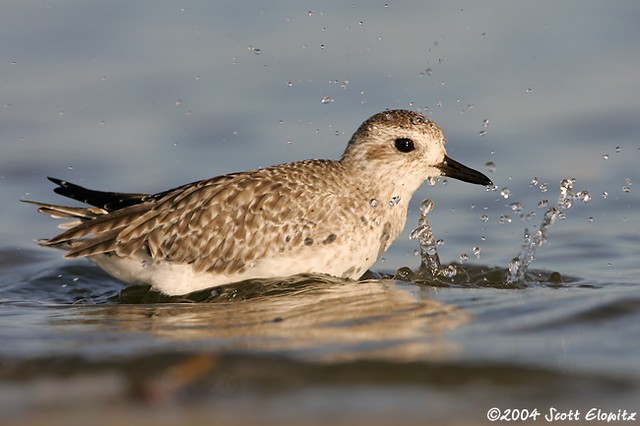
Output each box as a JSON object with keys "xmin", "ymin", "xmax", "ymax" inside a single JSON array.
[{"xmin": 24, "ymin": 109, "xmax": 492, "ymax": 296}]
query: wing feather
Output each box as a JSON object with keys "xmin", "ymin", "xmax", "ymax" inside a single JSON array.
[{"xmin": 38, "ymin": 161, "xmax": 359, "ymax": 275}]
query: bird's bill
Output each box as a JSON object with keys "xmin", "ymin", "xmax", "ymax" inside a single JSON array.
[{"xmin": 437, "ymin": 155, "xmax": 493, "ymax": 186}]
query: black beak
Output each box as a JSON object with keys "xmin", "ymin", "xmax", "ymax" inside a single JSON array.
[{"xmin": 437, "ymin": 155, "xmax": 493, "ymax": 186}]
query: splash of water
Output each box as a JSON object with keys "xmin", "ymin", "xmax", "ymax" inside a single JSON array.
[
  {"xmin": 506, "ymin": 178, "xmax": 591, "ymax": 285},
  {"xmin": 407, "ymin": 199, "xmax": 459, "ymax": 280},
  {"xmin": 409, "ymin": 200, "xmax": 442, "ymax": 275}
]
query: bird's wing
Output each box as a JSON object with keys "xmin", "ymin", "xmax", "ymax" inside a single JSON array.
[{"xmin": 43, "ymin": 161, "xmax": 353, "ymax": 275}]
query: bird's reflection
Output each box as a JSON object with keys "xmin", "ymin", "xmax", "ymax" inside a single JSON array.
[{"xmin": 56, "ymin": 275, "xmax": 470, "ymax": 362}]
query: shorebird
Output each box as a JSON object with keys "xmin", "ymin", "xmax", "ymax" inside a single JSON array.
[{"xmin": 25, "ymin": 109, "xmax": 492, "ymax": 295}]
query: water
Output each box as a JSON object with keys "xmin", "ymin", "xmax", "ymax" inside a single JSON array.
[
  {"xmin": 2, "ymin": 1, "xmax": 640, "ymax": 425},
  {"xmin": 506, "ymin": 178, "xmax": 591, "ymax": 285},
  {"xmin": 400, "ymin": 180, "xmax": 585, "ymax": 288}
]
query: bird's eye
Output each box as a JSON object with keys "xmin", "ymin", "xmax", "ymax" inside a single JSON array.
[{"xmin": 394, "ymin": 138, "xmax": 415, "ymax": 153}]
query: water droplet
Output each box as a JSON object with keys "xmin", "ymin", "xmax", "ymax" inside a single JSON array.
[
  {"xmin": 459, "ymin": 253, "xmax": 469, "ymax": 263},
  {"xmin": 340, "ymin": 80, "xmax": 349, "ymax": 89},
  {"xmin": 480, "ymin": 214, "xmax": 489, "ymax": 223},
  {"xmin": 321, "ymin": 96, "xmax": 333, "ymax": 104},
  {"xmin": 602, "ymin": 191, "xmax": 608, "ymax": 199},
  {"xmin": 427, "ymin": 176, "xmax": 438, "ymax": 186},
  {"xmin": 481, "ymin": 32, "xmax": 487, "ymax": 39},
  {"xmin": 530, "ymin": 177, "xmax": 539, "ymax": 186},
  {"xmin": 411, "ymin": 116, "xmax": 425, "ymax": 126},
  {"xmin": 286, "ymin": 81, "xmax": 293, "ymax": 87},
  {"xmin": 369, "ymin": 199, "xmax": 378, "ymax": 208},
  {"xmin": 622, "ymin": 177, "xmax": 632, "ymax": 193},
  {"xmin": 485, "ymin": 161, "xmax": 496, "ymax": 172},
  {"xmin": 388, "ymin": 196, "xmax": 401, "ymax": 207},
  {"xmin": 478, "ymin": 130, "xmax": 487, "ymax": 137},
  {"xmin": 436, "ymin": 239, "xmax": 444, "ymax": 246},
  {"xmin": 576, "ymin": 191, "xmax": 591, "ymax": 203},
  {"xmin": 472, "ymin": 246, "xmax": 481, "ymax": 258},
  {"xmin": 308, "ymin": 10, "xmax": 314, "ymax": 16},
  {"xmin": 248, "ymin": 46, "xmax": 262, "ymax": 55},
  {"xmin": 602, "ymin": 154, "xmax": 609, "ymax": 160},
  {"xmin": 482, "ymin": 119, "xmax": 490, "ymax": 128},
  {"xmin": 508, "ymin": 257, "xmax": 521, "ymax": 276},
  {"xmin": 539, "ymin": 182, "xmax": 549, "ymax": 193},
  {"xmin": 615, "ymin": 146, "xmax": 621, "ymax": 153},
  {"xmin": 510, "ymin": 202, "xmax": 523, "ymax": 213},
  {"xmin": 500, "ymin": 187, "xmax": 511, "ymax": 199},
  {"xmin": 537, "ymin": 199, "xmax": 549, "ymax": 208},
  {"xmin": 443, "ymin": 265, "xmax": 457, "ymax": 278},
  {"xmin": 419, "ymin": 199, "xmax": 434, "ymax": 215},
  {"xmin": 588, "ymin": 217, "xmax": 594, "ymax": 223},
  {"xmin": 67, "ymin": 165, "xmax": 73, "ymax": 171},
  {"xmin": 175, "ymin": 99, "xmax": 183, "ymax": 106},
  {"xmin": 499, "ymin": 214, "xmax": 512, "ymax": 224},
  {"xmin": 526, "ymin": 88, "xmax": 533, "ymax": 93}
]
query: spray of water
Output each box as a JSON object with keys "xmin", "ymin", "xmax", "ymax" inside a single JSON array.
[
  {"xmin": 409, "ymin": 200, "xmax": 441, "ymax": 274},
  {"xmin": 406, "ymin": 178, "xmax": 590, "ymax": 286},
  {"xmin": 408, "ymin": 199, "xmax": 459, "ymax": 281},
  {"xmin": 506, "ymin": 178, "xmax": 591, "ymax": 285}
]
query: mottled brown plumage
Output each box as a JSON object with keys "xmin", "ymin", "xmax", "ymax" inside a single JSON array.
[{"xmin": 25, "ymin": 110, "xmax": 492, "ymax": 295}]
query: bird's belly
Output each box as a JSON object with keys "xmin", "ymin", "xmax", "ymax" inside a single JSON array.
[{"xmin": 88, "ymin": 229, "xmax": 393, "ymax": 296}]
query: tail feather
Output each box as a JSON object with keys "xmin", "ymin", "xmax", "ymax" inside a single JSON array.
[
  {"xmin": 47, "ymin": 177, "xmax": 151, "ymax": 212},
  {"xmin": 22, "ymin": 200, "xmax": 105, "ymax": 220},
  {"xmin": 41, "ymin": 201, "xmax": 151, "ymax": 246},
  {"xmin": 22, "ymin": 200, "xmax": 106, "ymax": 230},
  {"xmin": 23, "ymin": 178, "xmax": 157, "ymax": 257}
]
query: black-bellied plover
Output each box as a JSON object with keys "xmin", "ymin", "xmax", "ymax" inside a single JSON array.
[{"xmin": 25, "ymin": 110, "xmax": 492, "ymax": 295}]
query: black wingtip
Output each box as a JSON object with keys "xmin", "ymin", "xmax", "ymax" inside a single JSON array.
[
  {"xmin": 45, "ymin": 177, "xmax": 152, "ymax": 211},
  {"xmin": 47, "ymin": 176, "xmax": 65, "ymax": 186}
]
